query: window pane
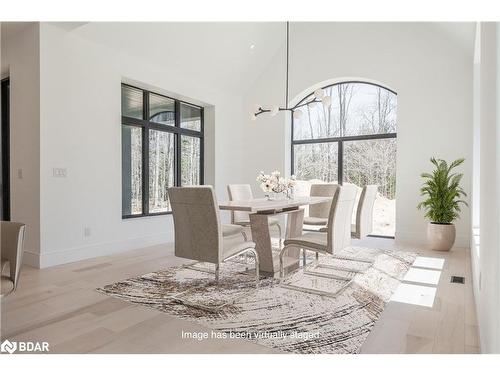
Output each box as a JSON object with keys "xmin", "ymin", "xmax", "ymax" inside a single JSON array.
[
  {"xmin": 149, "ymin": 130, "xmax": 175, "ymax": 213},
  {"xmin": 122, "ymin": 125, "xmax": 142, "ymax": 215},
  {"xmin": 121, "ymin": 85, "xmax": 143, "ymax": 119},
  {"xmin": 293, "ymin": 86, "xmax": 341, "ymax": 141},
  {"xmin": 181, "ymin": 136, "xmax": 201, "ymax": 186},
  {"xmin": 341, "ymin": 83, "xmax": 397, "ymax": 136},
  {"xmin": 343, "ymin": 138, "xmax": 396, "ymax": 236},
  {"xmin": 293, "ymin": 142, "xmax": 338, "ymax": 183},
  {"xmin": 149, "ymin": 93, "xmax": 175, "ymax": 126},
  {"xmin": 293, "ymin": 83, "xmax": 397, "ymax": 139},
  {"xmin": 180, "ymin": 103, "xmax": 202, "ymax": 131}
]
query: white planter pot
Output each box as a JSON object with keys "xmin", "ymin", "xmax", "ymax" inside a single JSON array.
[{"xmin": 427, "ymin": 222, "xmax": 456, "ymax": 251}]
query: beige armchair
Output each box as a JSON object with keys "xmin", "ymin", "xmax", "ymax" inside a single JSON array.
[
  {"xmin": 1, "ymin": 221, "xmax": 26, "ymax": 298},
  {"xmin": 168, "ymin": 186, "xmax": 259, "ymax": 310},
  {"xmin": 303, "ymin": 184, "xmax": 338, "ymax": 226},
  {"xmin": 279, "ymin": 185, "xmax": 373, "ymax": 297},
  {"xmin": 227, "ymin": 184, "xmax": 282, "ymax": 247}
]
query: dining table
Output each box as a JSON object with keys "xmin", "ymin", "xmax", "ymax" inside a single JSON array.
[{"xmin": 218, "ymin": 196, "xmax": 331, "ymax": 277}]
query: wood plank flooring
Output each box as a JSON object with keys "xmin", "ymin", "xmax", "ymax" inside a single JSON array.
[{"xmin": 0, "ymin": 237, "xmax": 480, "ymax": 354}]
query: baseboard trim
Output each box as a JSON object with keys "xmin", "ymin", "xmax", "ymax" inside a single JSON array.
[
  {"xmin": 22, "ymin": 250, "xmax": 41, "ymax": 268},
  {"xmin": 30, "ymin": 232, "xmax": 172, "ymax": 269}
]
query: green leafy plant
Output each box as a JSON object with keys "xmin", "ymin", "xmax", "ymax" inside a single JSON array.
[{"xmin": 417, "ymin": 158, "xmax": 468, "ymax": 224}]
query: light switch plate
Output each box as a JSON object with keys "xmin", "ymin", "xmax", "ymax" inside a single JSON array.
[{"xmin": 53, "ymin": 168, "xmax": 67, "ymax": 177}]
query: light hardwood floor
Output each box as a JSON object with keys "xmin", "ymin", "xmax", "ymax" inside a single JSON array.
[{"xmin": 0, "ymin": 237, "xmax": 480, "ymax": 354}]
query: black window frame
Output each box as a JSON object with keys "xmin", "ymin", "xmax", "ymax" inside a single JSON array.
[
  {"xmin": 291, "ymin": 80, "xmax": 397, "ymax": 238},
  {"xmin": 1, "ymin": 77, "xmax": 10, "ymax": 221},
  {"xmin": 121, "ymin": 83, "xmax": 204, "ymax": 219}
]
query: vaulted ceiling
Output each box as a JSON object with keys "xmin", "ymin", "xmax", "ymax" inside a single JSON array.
[
  {"xmin": 70, "ymin": 22, "xmax": 285, "ymax": 92},
  {"xmin": 2, "ymin": 22, "xmax": 476, "ymax": 91}
]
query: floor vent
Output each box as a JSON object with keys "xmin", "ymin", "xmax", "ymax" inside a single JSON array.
[{"xmin": 451, "ymin": 276, "xmax": 465, "ymax": 284}]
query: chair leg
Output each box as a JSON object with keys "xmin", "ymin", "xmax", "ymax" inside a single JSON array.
[
  {"xmin": 302, "ymin": 250, "xmax": 318, "ymax": 267},
  {"xmin": 247, "ymin": 248, "xmax": 260, "ymax": 288},
  {"xmin": 309, "ymin": 252, "xmax": 374, "ymax": 275},
  {"xmin": 331, "ymin": 254, "xmax": 374, "ymax": 264},
  {"xmin": 280, "ymin": 247, "xmax": 354, "ymax": 297},
  {"xmin": 279, "ymin": 245, "xmax": 290, "ymax": 280},
  {"xmin": 275, "ymin": 222, "xmax": 283, "ymax": 248},
  {"xmin": 172, "ymin": 248, "xmax": 259, "ymax": 312}
]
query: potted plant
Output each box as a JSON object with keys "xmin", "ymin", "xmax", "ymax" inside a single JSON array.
[{"xmin": 417, "ymin": 158, "xmax": 468, "ymax": 251}]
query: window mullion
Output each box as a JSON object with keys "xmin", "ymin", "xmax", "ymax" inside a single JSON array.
[
  {"xmin": 175, "ymin": 100, "xmax": 181, "ymax": 187},
  {"xmin": 143, "ymin": 90, "xmax": 150, "ymax": 215},
  {"xmin": 338, "ymin": 140, "xmax": 343, "ymax": 186},
  {"xmin": 199, "ymin": 108, "xmax": 204, "ymax": 184},
  {"xmin": 122, "ymin": 83, "xmax": 205, "ymax": 217}
]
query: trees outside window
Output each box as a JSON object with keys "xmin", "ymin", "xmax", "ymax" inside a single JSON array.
[
  {"xmin": 292, "ymin": 81, "xmax": 397, "ymax": 237},
  {"xmin": 121, "ymin": 84, "xmax": 203, "ymax": 218}
]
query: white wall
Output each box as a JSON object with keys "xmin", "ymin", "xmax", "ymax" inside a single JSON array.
[
  {"xmin": 471, "ymin": 22, "xmax": 500, "ymax": 354},
  {"xmin": 242, "ymin": 22, "xmax": 473, "ymax": 247},
  {"xmin": 1, "ymin": 24, "xmax": 41, "ymax": 264},
  {"xmin": 34, "ymin": 23, "xmax": 246, "ymax": 267},
  {"xmin": 2, "ymin": 22, "xmax": 474, "ymax": 268}
]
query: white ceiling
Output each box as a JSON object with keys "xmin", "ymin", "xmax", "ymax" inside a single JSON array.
[
  {"xmin": 71, "ymin": 22, "xmax": 285, "ymax": 92},
  {"xmin": 2, "ymin": 22, "xmax": 476, "ymax": 92}
]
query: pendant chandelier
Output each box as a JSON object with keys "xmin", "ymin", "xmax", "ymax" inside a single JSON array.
[{"xmin": 251, "ymin": 21, "xmax": 331, "ymax": 121}]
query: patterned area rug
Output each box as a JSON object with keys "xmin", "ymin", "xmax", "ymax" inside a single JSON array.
[{"xmin": 97, "ymin": 246, "xmax": 417, "ymax": 354}]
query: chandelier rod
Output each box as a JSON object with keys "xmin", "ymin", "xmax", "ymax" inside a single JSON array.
[
  {"xmin": 285, "ymin": 21, "xmax": 289, "ymax": 109},
  {"xmin": 252, "ymin": 21, "xmax": 325, "ymax": 118}
]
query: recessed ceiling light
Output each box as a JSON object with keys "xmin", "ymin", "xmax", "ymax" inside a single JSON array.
[{"xmin": 250, "ymin": 44, "xmax": 256, "ymax": 50}]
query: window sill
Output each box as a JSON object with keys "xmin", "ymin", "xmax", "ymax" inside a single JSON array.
[{"xmin": 122, "ymin": 211, "xmax": 172, "ymax": 220}]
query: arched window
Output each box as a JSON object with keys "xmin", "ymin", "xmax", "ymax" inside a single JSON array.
[{"xmin": 291, "ymin": 81, "xmax": 397, "ymax": 237}]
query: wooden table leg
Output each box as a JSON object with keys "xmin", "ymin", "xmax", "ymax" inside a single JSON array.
[
  {"xmin": 284, "ymin": 208, "xmax": 304, "ymax": 264},
  {"xmin": 249, "ymin": 213, "xmax": 274, "ymax": 275},
  {"xmin": 249, "ymin": 209, "xmax": 304, "ymax": 277}
]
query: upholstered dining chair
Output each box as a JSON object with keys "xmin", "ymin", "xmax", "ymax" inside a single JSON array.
[
  {"xmin": 168, "ymin": 186, "xmax": 259, "ymax": 286},
  {"xmin": 1, "ymin": 221, "xmax": 26, "ymax": 298},
  {"xmin": 352, "ymin": 185, "xmax": 378, "ymax": 239},
  {"xmin": 319, "ymin": 185, "xmax": 378, "ymax": 240},
  {"xmin": 303, "ymin": 183, "xmax": 338, "ymax": 227},
  {"xmin": 279, "ymin": 185, "xmax": 373, "ymax": 297},
  {"xmin": 227, "ymin": 184, "xmax": 282, "ymax": 247}
]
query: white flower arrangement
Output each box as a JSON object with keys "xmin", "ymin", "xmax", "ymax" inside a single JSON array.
[{"xmin": 256, "ymin": 170, "xmax": 296, "ymax": 199}]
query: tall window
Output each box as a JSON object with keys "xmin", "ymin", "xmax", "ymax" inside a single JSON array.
[
  {"xmin": 292, "ymin": 81, "xmax": 397, "ymax": 237},
  {"xmin": 121, "ymin": 84, "xmax": 203, "ymax": 218}
]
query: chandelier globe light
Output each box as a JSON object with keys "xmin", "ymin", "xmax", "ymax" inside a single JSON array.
[{"xmin": 252, "ymin": 22, "xmax": 331, "ymax": 120}]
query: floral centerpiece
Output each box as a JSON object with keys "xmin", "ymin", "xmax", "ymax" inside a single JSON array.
[{"xmin": 256, "ymin": 171, "xmax": 296, "ymax": 200}]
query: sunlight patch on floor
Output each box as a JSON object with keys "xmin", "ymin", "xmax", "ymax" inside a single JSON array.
[
  {"xmin": 390, "ymin": 283, "xmax": 437, "ymax": 307},
  {"xmin": 403, "ymin": 267, "xmax": 442, "ymax": 285},
  {"xmin": 412, "ymin": 256, "xmax": 445, "ymax": 270}
]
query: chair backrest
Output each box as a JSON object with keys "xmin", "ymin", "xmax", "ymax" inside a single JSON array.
[
  {"xmin": 354, "ymin": 185, "xmax": 378, "ymax": 239},
  {"xmin": 308, "ymin": 184, "xmax": 338, "ymax": 218},
  {"xmin": 326, "ymin": 185, "xmax": 358, "ymax": 254},
  {"xmin": 168, "ymin": 186, "xmax": 222, "ymax": 264},
  {"xmin": 1, "ymin": 221, "xmax": 26, "ymax": 289},
  {"xmin": 227, "ymin": 184, "xmax": 253, "ymax": 224}
]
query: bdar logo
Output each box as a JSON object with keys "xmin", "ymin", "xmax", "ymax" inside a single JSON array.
[{"xmin": 1, "ymin": 339, "xmax": 17, "ymax": 354}]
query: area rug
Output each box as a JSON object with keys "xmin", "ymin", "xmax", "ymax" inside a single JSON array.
[{"xmin": 97, "ymin": 246, "xmax": 417, "ymax": 354}]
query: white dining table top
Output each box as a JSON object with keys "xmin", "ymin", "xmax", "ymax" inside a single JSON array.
[{"xmin": 218, "ymin": 196, "xmax": 331, "ymax": 213}]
